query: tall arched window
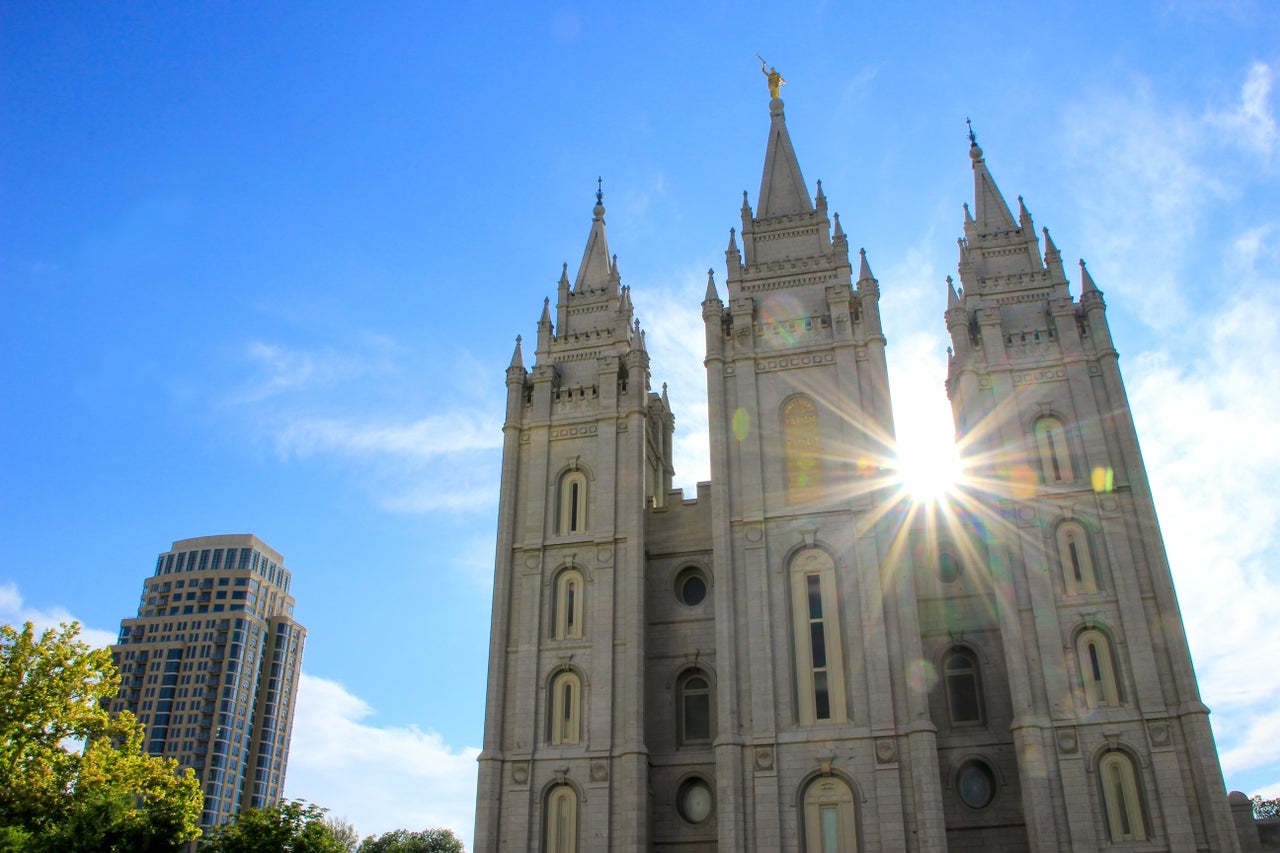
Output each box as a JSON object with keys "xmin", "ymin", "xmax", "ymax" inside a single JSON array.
[
  {"xmin": 552, "ymin": 569, "xmax": 584, "ymax": 639},
  {"xmin": 1076, "ymin": 629, "xmax": 1122, "ymax": 707},
  {"xmin": 789, "ymin": 548, "xmax": 847, "ymax": 724},
  {"xmin": 545, "ymin": 785, "xmax": 579, "ymax": 853},
  {"xmin": 557, "ymin": 470, "xmax": 588, "ymax": 535},
  {"xmin": 782, "ymin": 396, "xmax": 823, "ymax": 503},
  {"xmin": 1033, "ymin": 416, "xmax": 1075, "ymax": 485},
  {"xmin": 549, "ymin": 670, "xmax": 581, "ymax": 745},
  {"xmin": 1056, "ymin": 521, "xmax": 1099, "ymax": 595},
  {"xmin": 677, "ymin": 670, "xmax": 713, "ymax": 745},
  {"xmin": 802, "ymin": 776, "xmax": 858, "ymax": 852},
  {"xmin": 1099, "ymin": 751, "xmax": 1147, "ymax": 842},
  {"xmin": 943, "ymin": 648, "xmax": 984, "ymax": 725}
]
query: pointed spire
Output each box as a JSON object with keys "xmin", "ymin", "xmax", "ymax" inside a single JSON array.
[
  {"xmin": 574, "ymin": 182, "xmax": 613, "ymax": 291},
  {"xmin": 833, "ymin": 212, "xmax": 845, "ymax": 238},
  {"xmin": 947, "ymin": 276, "xmax": 961, "ymax": 309},
  {"xmin": 857, "ymin": 247, "xmax": 876, "ymax": 283},
  {"xmin": 757, "ymin": 97, "xmax": 813, "ymax": 217},
  {"xmin": 726, "ymin": 229, "xmax": 739, "ymax": 254},
  {"xmin": 661, "ymin": 381, "xmax": 670, "ymax": 405},
  {"xmin": 540, "ymin": 297, "xmax": 552, "ymax": 325},
  {"xmin": 1079, "ymin": 259, "xmax": 1098, "ymax": 293},
  {"xmin": 1018, "ymin": 195, "xmax": 1033, "ymax": 229},
  {"xmin": 704, "ymin": 268, "xmax": 719, "ymax": 302},
  {"xmin": 815, "ymin": 179, "xmax": 827, "ymax": 210},
  {"xmin": 1043, "ymin": 227, "xmax": 1064, "ymax": 277},
  {"xmin": 509, "ymin": 335, "xmax": 524, "ymax": 369},
  {"xmin": 968, "ymin": 128, "xmax": 1018, "ymax": 234}
]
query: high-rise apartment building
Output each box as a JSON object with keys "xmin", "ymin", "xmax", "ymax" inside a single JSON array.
[
  {"xmin": 110, "ymin": 534, "xmax": 306, "ymax": 833},
  {"xmin": 474, "ymin": 84, "xmax": 1244, "ymax": 851}
]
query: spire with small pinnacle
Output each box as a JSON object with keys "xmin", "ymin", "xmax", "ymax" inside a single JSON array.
[
  {"xmin": 857, "ymin": 247, "xmax": 876, "ymax": 284},
  {"xmin": 947, "ymin": 276, "xmax": 961, "ymax": 309},
  {"xmin": 756, "ymin": 95, "xmax": 813, "ymax": 217},
  {"xmin": 509, "ymin": 335, "xmax": 524, "ymax": 369},
  {"xmin": 704, "ymin": 268, "xmax": 719, "ymax": 303},
  {"xmin": 574, "ymin": 180, "xmax": 615, "ymax": 292},
  {"xmin": 1079, "ymin": 259, "xmax": 1099, "ymax": 293},
  {"xmin": 967, "ymin": 121, "xmax": 1017, "ymax": 234},
  {"xmin": 1043, "ymin": 228, "xmax": 1064, "ymax": 278}
]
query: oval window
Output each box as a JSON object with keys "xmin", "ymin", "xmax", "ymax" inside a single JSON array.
[
  {"xmin": 678, "ymin": 778, "xmax": 714, "ymax": 824},
  {"xmin": 676, "ymin": 569, "xmax": 708, "ymax": 607},
  {"xmin": 957, "ymin": 760, "xmax": 995, "ymax": 809}
]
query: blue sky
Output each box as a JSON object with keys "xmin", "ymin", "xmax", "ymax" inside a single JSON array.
[{"xmin": 3, "ymin": 0, "xmax": 1279, "ymax": 845}]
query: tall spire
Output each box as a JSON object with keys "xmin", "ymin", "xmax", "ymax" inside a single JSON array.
[
  {"xmin": 967, "ymin": 124, "xmax": 1017, "ymax": 234},
  {"xmin": 574, "ymin": 180, "xmax": 614, "ymax": 292},
  {"xmin": 757, "ymin": 97, "xmax": 813, "ymax": 218}
]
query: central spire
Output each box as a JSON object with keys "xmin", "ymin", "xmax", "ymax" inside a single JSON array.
[
  {"xmin": 574, "ymin": 180, "xmax": 613, "ymax": 292},
  {"xmin": 756, "ymin": 97, "xmax": 813, "ymax": 218}
]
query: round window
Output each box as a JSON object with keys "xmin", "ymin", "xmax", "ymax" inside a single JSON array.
[
  {"xmin": 937, "ymin": 549, "xmax": 963, "ymax": 583},
  {"xmin": 957, "ymin": 760, "xmax": 995, "ymax": 809},
  {"xmin": 676, "ymin": 570, "xmax": 708, "ymax": 607},
  {"xmin": 677, "ymin": 778, "xmax": 714, "ymax": 824}
]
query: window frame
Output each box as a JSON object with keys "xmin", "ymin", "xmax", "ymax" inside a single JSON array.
[
  {"xmin": 1076, "ymin": 628, "xmax": 1123, "ymax": 708},
  {"xmin": 548, "ymin": 670, "xmax": 582, "ymax": 745},
  {"xmin": 1056, "ymin": 521, "xmax": 1100, "ymax": 596},
  {"xmin": 942, "ymin": 647, "xmax": 985, "ymax": 726},
  {"xmin": 544, "ymin": 784, "xmax": 579, "ymax": 853},
  {"xmin": 1098, "ymin": 750, "xmax": 1147, "ymax": 842},
  {"xmin": 552, "ymin": 568, "xmax": 585, "ymax": 640},
  {"xmin": 1033, "ymin": 416, "xmax": 1076, "ymax": 485},
  {"xmin": 556, "ymin": 470, "xmax": 589, "ymax": 536},
  {"xmin": 676, "ymin": 669, "xmax": 714, "ymax": 746},
  {"xmin": 801, "ymin": 775, "xmax": 858, "ymax": 853},
  {"xmin": 789, "ymin": 548, "xmax": 848, "ymax": 725}
]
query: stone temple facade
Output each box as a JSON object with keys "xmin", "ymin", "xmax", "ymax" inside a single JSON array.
[{"xmin": 474, "ymin": 90, "xmax": 1242, "ymax": 851}]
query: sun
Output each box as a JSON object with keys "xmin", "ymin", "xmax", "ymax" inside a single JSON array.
[{"xmin": 895, "ymin": 433, "xmax": 963, "ymax": 502}]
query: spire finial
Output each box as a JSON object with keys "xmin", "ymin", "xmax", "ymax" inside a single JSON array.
[
  {"xmin": 596, "ymin": 176, "xmax": 603, "ymax": 205},
  {"xmin": 966, "ymin": 117, "xmax": 976, "ymax": 146}
]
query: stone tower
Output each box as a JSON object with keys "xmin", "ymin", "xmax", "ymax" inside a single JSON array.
[
  {"xmin": 474, "ymin": 90, "xmax": 1240, "ymax": 852},
  {"xmin": 935, "ymin": 130, "xmax": 1240, "ymax": 850}
]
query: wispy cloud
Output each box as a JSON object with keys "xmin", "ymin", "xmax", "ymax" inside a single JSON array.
[
  {"xmin": 231, "ymin": 339, "xmax": 394, "ymax": 405},
  {"xmin": 285, "ymin": 674, "xmax": 479, "ymax": 847},
  {"xmin": 268, "ymin": 411, "xmax": 499, "ymax": 463},
  {"xmin": 0, "ymin": 583, "xmax": 119, "ymax": 648},
  {"xmin": 1207, "ymin": 61, "xmax": 1278, "ymax": 163}
]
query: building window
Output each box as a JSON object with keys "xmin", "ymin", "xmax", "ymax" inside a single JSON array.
[
  {"xmin": 782, "ymin": 395, "xmax": 823, "ymax": 503},
  {"xmin": 549, "ymin": 670, "xmax": 581, "ymax": 745},
  {"xmin": 675, "ymin": 567, "xmax": 708, "ymax": 607},
  {"xmin": 557, "ymin": 471, "xmax": 588, "ymax": 535},
  {"xmin": 677, "ymin": 670, "xmax": 713, "ymax": 745},
  {"xmin": 955, "ymin": 760, "xmax": 996, "ymax": 809},
  {"xmin": 552, "ymin": 569, "xmax": 584, "ymax": 640},
  {"xmin": 1057, "ymin": 521, "xmax": 1099, "ymax": 595},
  {"xmin": 943, "ymin": 648, "xmax": 984, "ymax": 725},
  {"xmin": 1033, "ymin": 416, "xmax": 1075, "ymax": 484},
  {"xmin": 544, "ymin": 785, "xmax": 578, "ymax": 853},
  {"xmin": 677, "ymin": 777, "xmax": 714, "ymax": 824},
  {"xmin": 1099, "ymin": 751, "xmax": 1147, "ymax": 842},
  {"xmin": 1076, "ymin": 628, "xmax": 1122, "ymax": 707},
  {"xmin": 802, "ymin": 776, "xmax": 858, "ymax": 852},
  {"xmin": 789, "ymin": 548, "xmax": 847, "ymax": 724}
]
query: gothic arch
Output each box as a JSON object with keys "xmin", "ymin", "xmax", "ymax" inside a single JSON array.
[
  {"xmin": 1030, "ymin": 412, "xmax": 1077, "ymax": 485},
  {"xmin": 794, "ymin": 771, "xmax": 863, "ymax": 852},
  {"xmin": 1071, "ymin": 622, "xmax": 1125, "ymax": 708},
  {"xmin": 781, "ymin": 394, "xmax": 824, "ymax": 503},
  {"xmin": 788, "ymin": 546, "xmax": 848, "ymax": 724},
  {"xmin": 1051, "ymin": 517, "xmax": 1104, "ymax": 596}
]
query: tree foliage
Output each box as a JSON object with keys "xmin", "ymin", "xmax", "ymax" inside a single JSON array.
[
  {"xmin": 358, "ymin": 827, "xmax": 465, "ymax": 853},
  {"xmin": 203, "ymin": 799, "xmax": 352, "ymax": 853},
  {"xmin": 1255, "ymin": 795, "xmax": 1280, "ymax": 820},
  {"xmin": 0, "ymin": 621, "xmax": 202, "ymax": 852}
]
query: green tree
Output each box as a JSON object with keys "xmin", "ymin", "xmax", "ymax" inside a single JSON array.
[
  {"xmin": 0, "ymin": 621, "xmax": 202, "ymax": 851},
  {"xmin": 1255, "ymin": 795, "xmax": 1280, "ymax": 820},
  {"xmin": 326, "ymin": 815, "xmax": 362, "ymax": 852},
  {"xmin": 203, "ymin": 799, "xmax": 351, "ymax": 853},
  {"xmin": 358, "ymin": 827, "xmax": 465, "ymax": 853}
]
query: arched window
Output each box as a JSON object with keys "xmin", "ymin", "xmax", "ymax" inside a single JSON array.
[
  {"xmin": 549, "ymin": 670, "xmax": 581, "ymax": 745},
  {"xmin": 557, "ymin": 470, "xmax": 588, "ymax": 535},
  {"xmin": 943, "ymin": 648, "xmax": 984, "ymax": 725},
  {"xmin": 1099, "ymin": 751, "xmax": 1147, "ymax": 842},
  {"xmin": 782, "ymin": 396, "xmax": 823, "ymax": 503},
  {"xmin": 1057, "ymin": 522, "xmax": 1099, "ymax": 595},
  {"xmin": 802, "ymin": 776, "xmax": 858, "ymax": 852},
  {"xmin": 552, "ymin": 569, "xmax": 584, "ymax": 639},
  {"xmin": 545, "ymin": 785, "xmax": 579, "ymax": 853},
  {"xmin": 1076, "ymin": 629, "xmax": 1122, "ymax": 707},
  {"xmin": 789, "ymin": 548, "xmax": 847, "ymax": 724},
  {"xmin": 677, "ymin": 670, "xmax": 713, "ymax": 745},
  {"xmin": 1033, "ymin": 416, "xmax": 1075, "ymax": 485}
]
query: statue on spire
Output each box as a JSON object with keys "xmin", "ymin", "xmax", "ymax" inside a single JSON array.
[{"xmin": 756, "ymin": 54, "xmax": 786, "ymax": 98}]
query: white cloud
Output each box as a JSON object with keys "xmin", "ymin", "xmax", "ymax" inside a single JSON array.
[
  {"xmin": 285, "ymin": 673, "xmax": 480, "ymax": 847},
  {"xmin": 0, "ymin": 582, "xmax": 118, "ymax": 648},
  {"xmin": 232, "ymin": 340, "xmax": 390, "ymax": 404},
  {"xmin": 268, "ymin": 411, "xmax": 500, "ymax": 463},
  {"xmin": 1207, "ymin": 62, "xmax": 1278, "ymax": 162}
]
